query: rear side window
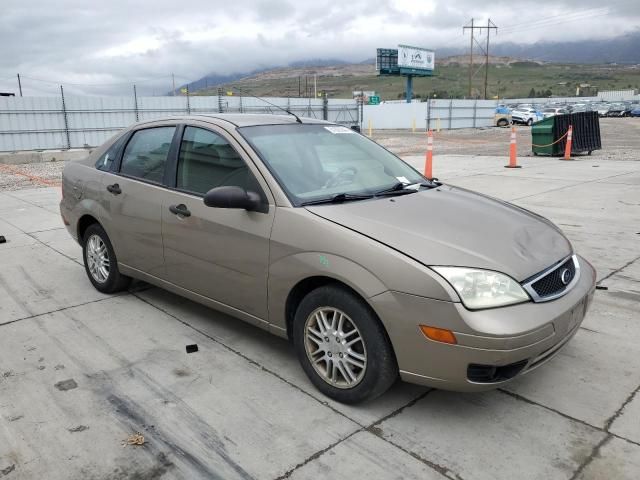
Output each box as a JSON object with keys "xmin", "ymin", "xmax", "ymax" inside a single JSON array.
[
  {"xmin": 95, "ymin": 134, "xmax": 127, "ymax": 171},
  {"xmin": 177, "ymin": 127, "xmax": 257, "ymax": 195},
  {"xmin": 120, "ymin": 127, "xmax": 176, "ymax": 183}
]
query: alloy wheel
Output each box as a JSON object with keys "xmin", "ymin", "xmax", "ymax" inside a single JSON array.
[
  {"xmin": 86, "ymin": 234, "xmax": 110, "ymax": 283},
  {"xmin": 304, "ymin": 307, "xmax": 367, "ymax": 389}
]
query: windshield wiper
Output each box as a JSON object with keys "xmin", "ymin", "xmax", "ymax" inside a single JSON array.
[
  {"xmin": 374, "ymin": 181, "xmax": 432, "ymax": 196},
  {"xmin": 300, "ymin": 192, "xmax": 374, "ymax": 206}
]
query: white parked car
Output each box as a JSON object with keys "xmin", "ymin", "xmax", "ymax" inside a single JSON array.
[
  {"xmin": 511, "ymin": 107, "xmax": 544, "ymax": 126},
  {"xmin": 542, "ymin": 107, "xmax": 569, "ymax": 118},
  {"xmin": 595, "ymin": 103, "xmax": 611, "ymax": 117}
]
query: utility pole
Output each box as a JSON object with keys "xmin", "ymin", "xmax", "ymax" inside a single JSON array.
[
  {"xmin": 466, "ymin": 18, "xmax": 473, "ymax": 98},
  {"xmin": 172, "ymin": 73, "xmax": 176, "ymax": 96},
  {"xmin": 463, "ymin": 18, "xmax": 497, "ymax": 99},
  {"xmin": 17, "ymin": 74, "xmax": 23, "ymax": 97}
]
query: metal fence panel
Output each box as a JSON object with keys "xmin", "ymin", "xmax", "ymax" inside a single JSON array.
[
  {"xmin": 0, "ymin": 95, "xmax": 360, "ymax": 152},
  {"xmin": 0, "ymin": 96, "xmax": 67, "ymax": 151}
]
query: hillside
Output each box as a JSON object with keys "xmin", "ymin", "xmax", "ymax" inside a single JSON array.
[
  {"xmin": 192, "ymin": 61, "xmax": 640, "ymax": 100},
  {"xmin": 179, "ymin": 32, "xmax": 640, "ymax": 98}
]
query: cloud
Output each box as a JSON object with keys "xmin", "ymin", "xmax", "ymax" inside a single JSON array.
[{"xmin": 0, "ymin": 0, "xmax": 638, "ymax": 96}]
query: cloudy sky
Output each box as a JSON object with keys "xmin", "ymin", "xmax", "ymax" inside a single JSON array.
[{"xmin": 1, "ymin": 0, "xmax": 638, "ymax": 96}]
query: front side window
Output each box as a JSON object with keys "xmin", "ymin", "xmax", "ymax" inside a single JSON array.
[
  {"xmin": 177, "ymin": 127, "xmax": 258, "ymax": 195},
  {"xmin": 239, "ymin": 124, "xmax": 424, "ymax": 205},
  {"xmin": 120, "ymin": 127, "xmax": 176, "ymax": 183}
]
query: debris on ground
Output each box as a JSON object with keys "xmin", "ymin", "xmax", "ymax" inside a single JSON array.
[
  {"xmin": 122, "ymin": 432, "xmax": 145, "ymax": 447},
  {"xmin": 54, "ymin": 379, "xmax": 78, "ymax": 391},
  {"xmin": 0, "ymin": 236, "xmax": 5, "ymax": 244},
  {"xmin": 185, "ymin": 344, "xmax": 198, "ymax": 354}
]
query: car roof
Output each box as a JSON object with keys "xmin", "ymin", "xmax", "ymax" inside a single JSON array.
[{"xmin": 134, "ymin": 114, "xmax": 331, "ymax": 128}]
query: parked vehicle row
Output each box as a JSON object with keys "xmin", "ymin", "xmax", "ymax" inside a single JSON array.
[{"xmin": 497, "ymin": 99, "xmax": 640, "ymax": 126}]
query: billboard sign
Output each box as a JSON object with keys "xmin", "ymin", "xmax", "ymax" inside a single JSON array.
[{"xmin": 397, "ymin": 45, "xmax": 434, "ymax": 72}]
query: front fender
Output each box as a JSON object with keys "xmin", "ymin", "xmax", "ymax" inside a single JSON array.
[{"xmin": 267, "ymin": 251, "xmax": 388, "ymax": 332}]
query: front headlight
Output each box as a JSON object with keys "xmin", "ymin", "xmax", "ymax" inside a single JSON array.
[{"xmin": 432, "ymin": 267, "xmax": 530, "ymax": 310}]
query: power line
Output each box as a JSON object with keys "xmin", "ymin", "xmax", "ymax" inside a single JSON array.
[
  {"xmin": 500, "ymin": 9, "xmax": 610, "ymax": 35},
  {"xmin": 17, "ymin": 74, "xmax": 189, "ymax": 87},
  {"xmin": 500, "ymin": 7, "xmax": 609, "ymax": 32}
]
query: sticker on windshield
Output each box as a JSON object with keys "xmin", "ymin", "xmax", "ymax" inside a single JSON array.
[{"xmin": 324, "ymin": 126, "xmax": 356, "ymax": 134}]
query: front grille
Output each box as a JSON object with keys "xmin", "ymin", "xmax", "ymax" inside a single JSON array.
[
  {"xmin": 523, "ymin": 255, "xmax": 579, "ymax": 302},
  {"xmin": 532, "ymin": 257, "xmax": 575, "ymax": 297}
]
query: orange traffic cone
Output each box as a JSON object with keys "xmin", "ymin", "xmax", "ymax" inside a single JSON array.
[
  {"xmin": 505, "ymin": 127, "xmax": 521, "ymax": 168},
  {"xmin": 425, "ymin": 129, "xmax": 434, "ymax": 179},
  {"xmin": 564, "ymin": 125, "xmax": 573, "ymax": 160}
]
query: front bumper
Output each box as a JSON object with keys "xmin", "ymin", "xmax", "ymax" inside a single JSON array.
[{"xmin": 370, "ymin": 255, "xmax": 596, "ymax": 392}]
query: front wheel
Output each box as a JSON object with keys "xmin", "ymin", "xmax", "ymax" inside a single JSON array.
[
  {"xmin": 82, "ymin": 223, "xmax": 131, "ymax": 293},
  {"xmin": 293, "ymin": 285, "xmax": 398, "ymax": 404},
  {"xmin": 527, "ymin": 118, "xmax": 533, "ymax": 126}
]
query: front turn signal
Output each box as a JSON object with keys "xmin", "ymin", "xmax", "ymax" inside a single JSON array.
[{"xmin": 419, "ymin": 325, "xmax": 457, "ymax": 345}]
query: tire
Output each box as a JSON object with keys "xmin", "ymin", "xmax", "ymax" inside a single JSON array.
[
  {"xmin": 497, "ymin": 119, "xmax": 508, "ymax": 127},
  {"xmin": 527, "ymin": 118, "xmax": 533, "ymax": 126},
  {"xmin": 293, "ymin": 285, "xmax": 398, "ymax": 404},
  {"xmin": 82, "ymin": 223, "xmax": 131, "ymax": 294}
]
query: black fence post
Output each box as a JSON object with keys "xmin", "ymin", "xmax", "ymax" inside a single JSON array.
[
  {"xmin": 133, "ymin": 84, "xmax": 139, "ymax": 122},
  {"xmin": 426, "ymin": 99, "xmax": 431, "ymax": 131},
  {"xmin": 322, "ymin": 92, "xmax": 328, "ymax": 121},
  {"xmin": 448, "ymin": 99, "xmax": 453, "ymax": 130},
  {"xmin": 217, "ymin": 88, "xmax": 223, "ymax": 113},
  {"xmin": 186, "ymin": 85, "xmax": 191, "ymax": 115},
  {"xmin": 60, "ymin": 85, "xmax": 71, "ymax": 149}
]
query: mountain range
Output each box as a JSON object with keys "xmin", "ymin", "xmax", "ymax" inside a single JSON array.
[{"xmin": 177, "ymin": 32, "xmax": 640, "ymax": 93}]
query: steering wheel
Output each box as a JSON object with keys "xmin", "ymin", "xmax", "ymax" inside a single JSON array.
[{"xmin": 323, "ymin": 166, "xmax": 357, "ymax": 189}]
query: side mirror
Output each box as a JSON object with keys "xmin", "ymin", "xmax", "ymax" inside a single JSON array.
[{"xmin": 203, "ymin": 186, "xmax": 262, "ymax": 212}]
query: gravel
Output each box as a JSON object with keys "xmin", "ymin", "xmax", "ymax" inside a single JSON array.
[{"xmin": 0, "ymin": 160, "xmax": 66, "ymax": 191}]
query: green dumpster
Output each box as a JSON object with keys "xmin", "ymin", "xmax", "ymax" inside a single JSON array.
[{"xmin": 531, "ymin": 116, "xmax": 558, "ymax": 156}]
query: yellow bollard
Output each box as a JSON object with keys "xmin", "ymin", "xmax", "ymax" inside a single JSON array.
[
  {"xmin": 368, "ymin": 119, "xmax": 372, "ymax": 137},
  {"xmin": 412, "ymin": 118, "xmax": 416, "ymax": 133},
  {"xmin": 436, "ymin": 117, "xmax": 441, "ymax": 133}
]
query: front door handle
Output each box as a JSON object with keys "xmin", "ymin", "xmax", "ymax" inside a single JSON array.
[
  {"xmin": 169, "ymin": 204, "xmax": 191, "ymax": 217},
  {"xmin": 106, "ymin": 183, "xmax": 121, "ymax": 195}
]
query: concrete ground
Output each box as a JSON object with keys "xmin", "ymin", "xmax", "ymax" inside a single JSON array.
[{"xmin": 0, "ymin": 151, "xmax": 639, "ymax": 479}]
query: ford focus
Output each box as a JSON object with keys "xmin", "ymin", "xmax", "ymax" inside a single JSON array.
[{"xmin": 60, "ymin": 114, "xmax": 596, "ymax": 403}]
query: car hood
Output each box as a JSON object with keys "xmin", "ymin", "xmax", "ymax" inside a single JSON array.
[{"xmin": 305, "ymin": 185, "xmax": 572, "ymax": 282}]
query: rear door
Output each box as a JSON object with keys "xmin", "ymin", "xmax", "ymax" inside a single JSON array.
[
  {"xmin": 161, "ymin": 124, "xmax": 275, "ymax": 320},
  {"xmin": 101, "ymin": 125, "xmax": 178, "ymax": 278}
]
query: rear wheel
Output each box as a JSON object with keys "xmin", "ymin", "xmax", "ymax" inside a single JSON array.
[
  {"xmin": 82, "ymin": 223, "xmax": 131, "ymax": 293},
  {"xmin": 527, "ymin": 118, "xmax": 533, "ymax": 126},
  {"xmin": 293, "ymin": 285, "xmax": 398, "ymax": 403},
  {"xmin": 497, "ymin": 118, "xmax": 509, "ymax": 127}
]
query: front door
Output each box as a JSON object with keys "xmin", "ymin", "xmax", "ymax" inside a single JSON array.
[
  {"xmin": 161, "ymin": 125, "xmax": 274, "ymax": 321},
  {"xmin": 102, "ymin": 125, "xmax": 177, "ymax": 278}
]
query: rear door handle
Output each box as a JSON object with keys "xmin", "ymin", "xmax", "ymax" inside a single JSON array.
[
  {"xmin": 169, "ymin": 204, "xmax": 191, "ymax": 217},
  {"xmin": 106, "ymin": 183, "xmax": 121, "ymax": 195}
]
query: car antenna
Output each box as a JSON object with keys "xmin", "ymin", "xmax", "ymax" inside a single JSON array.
[{"xmin": 230, "ymin": 85, "xmax": 303, "ymax": 123}]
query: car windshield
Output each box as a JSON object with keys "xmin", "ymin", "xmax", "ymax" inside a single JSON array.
[{"xmin": 238, "ymin": 124, "xmax": 426, "ymax": 206}]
